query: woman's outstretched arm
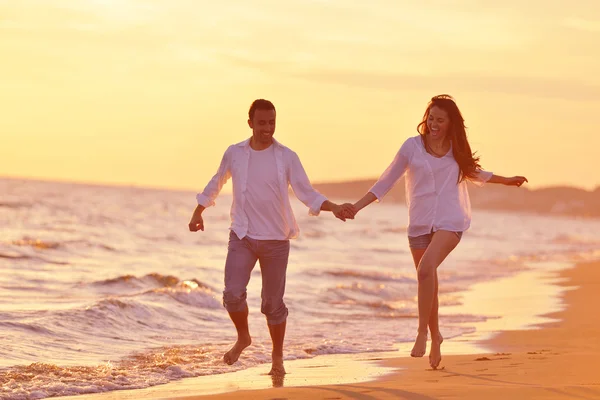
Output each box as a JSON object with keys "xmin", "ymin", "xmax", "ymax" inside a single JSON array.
[
  {"xmin": 353, "ymin": 192, "xmax": 378, "ymax": 213},
  {"xmin": 488, "ymin": 174, "xmax": 528, "ymax": 187}
]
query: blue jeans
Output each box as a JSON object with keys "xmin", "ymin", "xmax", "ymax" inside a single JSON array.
[{"xmin": 222, "ymin": 231, "xmax": 290, "ymax": 325}]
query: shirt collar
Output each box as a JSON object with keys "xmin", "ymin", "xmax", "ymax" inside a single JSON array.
[{"xmin": 238, "ymin": 137, "xmax": 281, "ymax": 150}]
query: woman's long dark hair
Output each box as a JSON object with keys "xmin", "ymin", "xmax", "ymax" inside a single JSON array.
[{"xmin": 417, "ymin": 94, "xmax": 481, "ymax": 182}]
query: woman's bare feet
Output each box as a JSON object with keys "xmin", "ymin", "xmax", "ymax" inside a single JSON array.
[
  {"xmin": 429, "ymin": 333, "xmax": 444, "ymax": 369},
  {"xmin": 410, "ymin": 331, "xmax": 428, "ymax": 357},
  {"xmin": 268, "ymin": 354, "xmax": 286, "ymax": 376},
  {"xmin": 223, "ymin": 335, "xmax": 252, "ymax": 365}
]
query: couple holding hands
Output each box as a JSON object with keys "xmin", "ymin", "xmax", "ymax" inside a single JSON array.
[{"xmin": 188, "ymin": 96, "xmax": 527, "ymax": 375}]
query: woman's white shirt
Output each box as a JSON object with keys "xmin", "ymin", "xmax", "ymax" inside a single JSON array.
[{"xmin": 369, "ymin": 136, "xmax": 492, "ymax": 237}]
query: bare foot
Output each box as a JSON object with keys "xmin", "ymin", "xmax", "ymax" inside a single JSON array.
[
  {"xmin": 429, "ymin": 333, "xmax": 444, "ymax": 369},
  {"xmin": 410, "ymin": 331, "xmax": 428, "ymax": 357},
  {"xmin": 268, "ymin": 355, "xmax": 286, "ymax": 376},
  {"xmin": 223, "ymin": 335, "xmax": 251, "ymax": 365}
]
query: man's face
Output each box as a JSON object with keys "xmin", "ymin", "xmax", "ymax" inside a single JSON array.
[{"xmin": 248, "ymin": 109, "xmax": 276, "ymax": 146}]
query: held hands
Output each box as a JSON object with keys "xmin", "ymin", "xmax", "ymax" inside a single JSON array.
[
  {"xmin": 332, "ymin": 203, "xmax": 358, "ymax": 222},
  {"xmin": 506, "ymin": 176, "xmax": 528, "ymax": 187}
]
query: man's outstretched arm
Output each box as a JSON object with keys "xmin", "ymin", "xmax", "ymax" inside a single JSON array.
[{"xmin": 288, "ymin": 152, "xmax": 355, "ymax": 221}]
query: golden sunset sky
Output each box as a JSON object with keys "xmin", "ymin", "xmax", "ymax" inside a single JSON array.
[{"xmin": 1, "ymin": 0, "xmax": 599, "ymax": 191}]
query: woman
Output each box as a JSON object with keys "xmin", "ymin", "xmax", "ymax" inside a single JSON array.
[{"xmin": 351, "ymin": 94, "xmax": 527, "ymax": 369}]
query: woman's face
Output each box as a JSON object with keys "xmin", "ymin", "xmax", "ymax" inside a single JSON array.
[{"xmin": 427, "ymin": 105, "xmax": 451, "ymax": 140}]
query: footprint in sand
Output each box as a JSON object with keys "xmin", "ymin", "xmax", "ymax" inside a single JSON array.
[{"xmin": 474, "ymin": 356, "xmax": 511, "ymax": 362}]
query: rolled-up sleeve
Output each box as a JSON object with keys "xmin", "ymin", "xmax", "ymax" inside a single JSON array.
[
  {"xmin": 196, "ymin": 147, "xmax": 232, "ymax": 207},
  {"xmin": 468, "ymin": 169, "xmax": 493, "ymax": 187},
  {"xmin": 369, "ymin": 139, "xmax": 412, "ymax": 201},
  {"xmin": 288, "ymin": 152, "xmax": 327, "ymax": 216}
]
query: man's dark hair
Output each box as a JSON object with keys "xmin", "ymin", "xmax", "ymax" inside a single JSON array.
[{"xmin": 248, "ymin": 99, "xmax": 276, "ymax": 120}]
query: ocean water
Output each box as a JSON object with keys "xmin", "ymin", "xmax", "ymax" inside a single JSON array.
[{"xmin": 1, "ymin": 177, "xmax": 599, "ymax": 399}]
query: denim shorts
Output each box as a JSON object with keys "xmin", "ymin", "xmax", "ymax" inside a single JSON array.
[{"xmin": 408, "ymin": 230, "xmax": 463, "ymax": 250}]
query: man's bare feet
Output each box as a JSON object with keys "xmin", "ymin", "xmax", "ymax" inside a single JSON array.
[
  {"xmin": 268, "ymin": 354, "xmax": 286, "ymax": 376},
  {"xmin": 223, "ymin": 335, "xmax": 251, "ymax": 365},
  {"xmin": 410, "ymin": 331, "xmax": 428, "ymax": 357},
  {"xmin": 429, "ymin": 333, "xmax": 444, "ymax": 369}
]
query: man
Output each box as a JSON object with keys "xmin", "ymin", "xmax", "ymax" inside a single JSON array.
[{"xmin": 188, "ymin": 99, "xmax": 354, "ymax": 376}]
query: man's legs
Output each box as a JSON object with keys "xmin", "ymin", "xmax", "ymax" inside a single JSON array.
[
  {"xmin": 267, "ymin": 320, "xmax": 286, "ymax": 375},
  {"xmin": 222, "ymin": 232, "xmax": 258, "ymax": 365},
  {"xmin": 257, "ymin": 239, "xmax": 290, "ymax": 376}
]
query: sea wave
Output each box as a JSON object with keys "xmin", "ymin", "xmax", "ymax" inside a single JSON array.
[{"xmin": 322, "ymin": 269, "xmax": 414, "ymax": 283}]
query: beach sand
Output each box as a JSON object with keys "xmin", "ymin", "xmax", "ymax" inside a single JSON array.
[{"xmin": 59, "ymin": 259, "xmax": 600, "ymax": 400}]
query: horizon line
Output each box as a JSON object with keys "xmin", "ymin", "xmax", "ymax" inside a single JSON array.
[{"xmin": 1, "ymin": 174, "xmax": 598, "ymax": 194}]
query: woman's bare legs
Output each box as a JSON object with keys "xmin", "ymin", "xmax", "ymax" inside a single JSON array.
[
  {"xmin": 409, "ymin": 249, "xmax": 443, "ymax": 367},
  {"xmin": 409, "ymin": 230, "xmax": 460, "ymax": 369},
  {"xmin": 409, "ymin": 247, "xmax": 428, "ymax": 357}
]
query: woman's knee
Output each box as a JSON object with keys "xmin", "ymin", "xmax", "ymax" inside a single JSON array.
[{"xmin": 417, "ymin": 262, "xmax": 436, "ymax": 282}]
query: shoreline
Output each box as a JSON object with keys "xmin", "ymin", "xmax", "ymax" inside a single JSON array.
[
  {"xmin": 180, "ymin": 259, "xmax": 600, "ymax": 400},
  {"xmin": 53, "ymin": 258, "xmax": 600, "ymax": 400}
]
